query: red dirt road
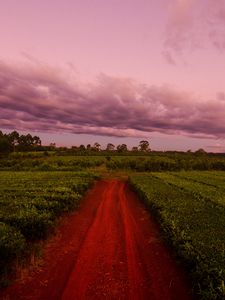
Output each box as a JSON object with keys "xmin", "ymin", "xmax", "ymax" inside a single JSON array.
[{"xmin": 1, "ymin": 180, "xmax": 194, "ymax": 300}]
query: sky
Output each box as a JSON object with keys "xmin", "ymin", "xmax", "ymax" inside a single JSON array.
[{"xmin": 1, "ymin": 0, "xmax": 225, "ymax": 151}]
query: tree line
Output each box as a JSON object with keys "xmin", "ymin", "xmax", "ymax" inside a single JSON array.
[
  {"xmin": 0, "ymin": 130, "xmax": 151, "ymax": 153},
  {"xmin": 71, "ymin": 140, "xmax": 150, "ymax": 153},
  {"xmin": 0, "ymin": 130, "xmax": 41, "ymax": 153}
]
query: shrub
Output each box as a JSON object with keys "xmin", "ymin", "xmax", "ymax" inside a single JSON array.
[
  {"xmin": 6, "ymin": 208, "xmax": 54, "ymax": 240},
  {"xmin": 0, "ymin": 222, "xmax": 25, "ymax": 265}
]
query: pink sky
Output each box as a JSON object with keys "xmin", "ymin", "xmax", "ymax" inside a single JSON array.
[{"xmin": 1, "ymin": 0, "xmax": 225, "ymax": 151}]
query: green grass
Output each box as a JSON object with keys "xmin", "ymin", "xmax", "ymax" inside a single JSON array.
[{"xmin": 129, "ymin": 172, "xmax": 225, "ymax": 300}]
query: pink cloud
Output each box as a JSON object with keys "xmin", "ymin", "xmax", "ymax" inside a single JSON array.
[
  {"xmin": 164, "ymin": 0, "xmax": 225, "ymax": 61},
  {"xmin": 0, "ymin": 60, "xmax": 225, "ymax": 139}
]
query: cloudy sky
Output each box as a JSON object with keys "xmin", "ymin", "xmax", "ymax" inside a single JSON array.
[{"xmin": 1, "ymin": 0, "xmax": 225, "ymax": 151}]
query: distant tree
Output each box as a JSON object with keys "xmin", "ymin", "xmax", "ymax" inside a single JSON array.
[
  {"xmin": 33, "ymin": 136, "xmax": 41, "ymax": 146},
  {"xmin": 0, "ymin": 130, "xmax": 42, "ymax": 152},
  {"xmin": 139, "ymin": 140, "xmax": 150, "ymax": 152},
  {"xmin": 86, "ymin": 144, "xmax": 91, "ymax": 151},
  {"xmin": 50, "ymin": 142, "xmax": 56, "ymax": 149},
  {"xmin": 195, "ymin": 148, "xmax": 206, "ymax": 154},
  {"xmin": 106, "ymin": 143, "xmax": 115, "ymax": 151},
  {"xmin": 117, "ymin": 144, "xmax": 128, "ymax": 152},
  {"xmin": 0, "ymin": 136, "xmax": 11, "ymax": 153},
  {"xmin": 93, "ymin": 142, "xmax": 101, "ymax": 151},
  {"xmin": 17, "ymin": 133, "xmax": 42, "ymax": 151},
  {"xmin": 8, "ymin": 130, "xmax": 19, "ymax": 152},
  {"xmin": 17, "ymin": 134, "xmax": 32, "ymax": 151},
  {"xmin": 132, "ymin": 146, "xmax": 138, "ymax": 152},
  {"xmin": 79, "ymin": 144, "xmax": 86, "ymax": 151}
]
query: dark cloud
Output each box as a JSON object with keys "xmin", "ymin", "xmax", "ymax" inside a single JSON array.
[{"xmin": 0, "ymin": 61, "xmax": 225, "ymax": 139}]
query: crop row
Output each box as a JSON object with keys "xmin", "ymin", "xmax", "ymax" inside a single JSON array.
[
  {"xmin": 0, "ymin": 156, "xmax": 105, "ymax": 171},
  {"xmin": 129, "ymin": 173, "xmax": 225, "ymax": 300},
  {"xmin": 106, "ymin": 156, "xmax": 225, "ymax": 171},
  {"xmin": 153, "ymin": 172, "xmax": 225, "ymax": 207},
  {"xmin": 0, "ymin": 171, "xmax": 98, "ymax": 285},
  {"xmin": 170, "ymin": 171, "xmax": 225, "ymax": 190}
]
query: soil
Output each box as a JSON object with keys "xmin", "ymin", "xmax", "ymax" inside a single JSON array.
[{"xmin": 0, "ymin": 180, "xmax": 194, "ymax": 300}]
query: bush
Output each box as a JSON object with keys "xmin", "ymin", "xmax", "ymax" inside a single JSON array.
[
  {"xmin": 6, "ymin": 208, "xmax": 54, "ymax": 240},
  {"xmin": 0, "ymin": 222, "xmax": 25, "ymax": 265}
]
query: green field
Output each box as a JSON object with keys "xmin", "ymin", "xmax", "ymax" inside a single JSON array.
[
  {"xmin": 1, "ymin": 153, "xmax": 225, "ymax": 299},
  {"xmin": 0, "ymin": 155, "xmax": 105, "ymax": 171},
  {"xmin": 129, "ymin": 171, "xmax": 225, "ymax": 299},
  {"xmin": 0, "ymin": 171, "xmax": 97, "ymax": 283},
  {"xmin": 2, "ymin": 151, "xmax": 225, "ymax": 172}
]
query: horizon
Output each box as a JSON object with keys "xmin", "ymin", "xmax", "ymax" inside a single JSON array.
[{"xmin": 1, "ymin": 0, "xmax": 225, "ymax": 152}]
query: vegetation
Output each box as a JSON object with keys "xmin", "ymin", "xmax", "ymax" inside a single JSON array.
[
  {"xmin": 129, "ymin": 172, "xmax": 225, "ymax": 300},
  {"xmin": 0, "ymin": 130, "xmax": 41, "ymax": 153},
  {"xmin": 0, "ymin": 171, "xmax": 98, "ymax": 285},
  {"xmin": 106, "ymin": 154, "xmax": 225, "ymax": 171},
  {"xmin": 1, "ymin": 129, "xmax": 225, "ymax": 298},
  {"xmin": 0, "ymin": 155, "xmax": 105, "ymax": 171}
]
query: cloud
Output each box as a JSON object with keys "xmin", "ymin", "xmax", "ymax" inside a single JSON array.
[
  {"xmin": 0, "ymin": 60, "xmax": 225, "ymax": 139},
  {"xmin": 206, "ymin": 143, "xmax": 225, "ymax": 152},
  {"xmin": 164, "ymin": 0, "xmax": 225, "ymax": 61}
]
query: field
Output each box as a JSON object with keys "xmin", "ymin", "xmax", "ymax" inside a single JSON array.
[
  {"xmin": 0, "ymin": 171, "xmax": 98, "ymax": 284},
  {"xmin": 1, "ymin": 153, "xmax": 225, "ymax": 299},
  {"xmin": 129, "ymin": 171, "xmax": 225, "ymax": 299},
  {"xmin": 2, "ymin": 151, "xmax": 225, "ymax": 172},
  {"xmin": 0, "ymin": 154, "xmax": 105, "ymax": 171}
]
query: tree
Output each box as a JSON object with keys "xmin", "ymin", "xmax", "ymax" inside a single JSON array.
[
  {"xmin": 132, "ymin": 146, "xmax": 138, "ymax": 152},
  {"xmin": 106, "ymin": 143, "xmax": 115, "ymax": 151},
  {"xmin": 50, "ymin": 143, "xmax": 56, "ymax": 149},
  {"xmin": 33, "ymin": 136, "xmax": 41, "ymax": 146},
  {"xmin": 0, "ymin": 130, "xmax": 42, "ymax": 152},
  {"xmin": 139, "ymin": 140, "xmax": 150, "ymax": 152},
  {"xmin": 93, "ymin": 142, "xmax": 101, "ymax": 151},
  {"xmin": 79, "ymin": 144, "xmax": 86, "ymax": 151},
  {"xmin": 17, "ymin": 133, "xmax": 42, "ymax": 151},
  {"xmin": 0, "ymin": 136, "xmax": 11, "ymax": 153},
  {"xmin": 195, "ymin": 148, "xmax": 206, "ymax": 154},
  {"xmin": 86, "ymin": 144, "xmax": 91, "ymax": 151},
  {"xmin": 8, "ymin": 131, "xmax": 19, "ymax": 152},
  {"xmin": 117, "ymin": 144, "xmax": 128, "ymax": 152}
]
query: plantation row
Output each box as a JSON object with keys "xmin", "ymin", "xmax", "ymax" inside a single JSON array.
[
  {"xmin": 0, "ymin": 171, "xmax": 98, "ymax": 284},
  {"xmin": 153, "ymin": 172, "xmax": 225, "ymax": 208},
  {"xmin": 129, "ymin": 172, "xmax": 225, "ymax": 300},
  {"xmin": 0, "ymin": 156, "xmax": 105, "ymax": 171},
  {"xmin": 2, "ymin": 153, "xmax": 225, "ymax": 172},
  {"xmin": 106, "ymin": 156, "xmax": 225, "ymax": 171}
]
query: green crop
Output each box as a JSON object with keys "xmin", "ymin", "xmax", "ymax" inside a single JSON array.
[
  {"xmin": 0, "ymin": 171, "xmax": 97, "ymax": 285},
  {"xmin": 129, "ymin": 172, "xmax": 225, "ymax": 300}
]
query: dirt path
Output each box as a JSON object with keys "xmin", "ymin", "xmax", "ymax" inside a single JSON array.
[{"xmin": 1, "ymin": 180, "xmax": 194, "ymax": 300}]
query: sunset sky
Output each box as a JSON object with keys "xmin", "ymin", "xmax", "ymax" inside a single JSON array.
[{"xmin": 1, "ymin": 0, "xmax": 225, "ymax": 151}]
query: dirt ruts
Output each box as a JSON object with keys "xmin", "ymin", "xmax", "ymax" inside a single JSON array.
[{"xmin": 0, "ymin": 180, "xmax": 194, "ymax": 299}]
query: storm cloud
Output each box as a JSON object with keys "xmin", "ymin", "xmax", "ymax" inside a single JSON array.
[{"xmin": 0, "ymin": 61, "xmax": 225, "ymax": 139}]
